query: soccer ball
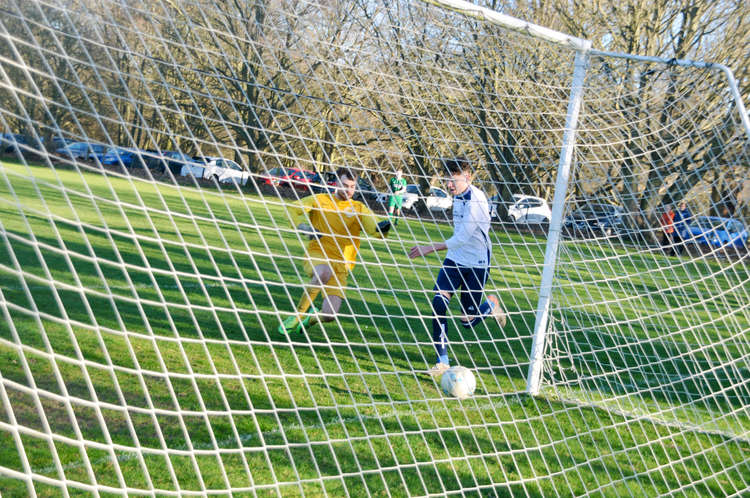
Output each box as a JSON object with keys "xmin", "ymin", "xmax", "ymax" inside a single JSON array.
[{"xmin": 440, "ymin": 366, "xmax": 476, "ymax": 400}]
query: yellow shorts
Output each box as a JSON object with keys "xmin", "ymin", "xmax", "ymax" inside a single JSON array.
[{"xmin": 303, "ymin": 254, "xmax": 350, "ymax": 299}]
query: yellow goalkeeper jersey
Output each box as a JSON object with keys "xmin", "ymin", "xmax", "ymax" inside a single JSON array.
[{"xmin": 290, "ymin": 193, "xmax": 382, "ymax": 269}]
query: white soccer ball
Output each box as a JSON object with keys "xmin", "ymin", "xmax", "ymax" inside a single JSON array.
[{"xmin": 440, "ymin": 366, "xmax": 476, "ymax": 400}]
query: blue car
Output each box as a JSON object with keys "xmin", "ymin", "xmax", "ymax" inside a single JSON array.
[
  {"xmin": 1, "ymin": 133, "xmax": 29, "ymax": 153},
  {"xmin": 56, "ymin": 142, "xmax": 106, "ymax": 160},
  {"xmin": 683, "ymin": 216, "xmax": 747, "ymax": 249},
  {"xmin": 101, "ymin": 147, "xmax": 139, "ymax": 167},
  {"xmin": 50, "ymin": 136, "xmax": 76, "ymax": 150}
]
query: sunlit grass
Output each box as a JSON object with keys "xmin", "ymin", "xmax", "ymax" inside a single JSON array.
[{"xmin": 0, "ymin": 158, "xmax": 747, "ymax": 496}]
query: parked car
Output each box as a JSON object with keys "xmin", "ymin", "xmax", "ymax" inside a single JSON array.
[
  {"xmin": 354, "ymin": 177, "xmax": 379, "ymax": 200},
  {"xmin": 376, "ymin": 184, "xmax": 420, "ymax": 210},
  {"xmin": 564, "ymin": 203, "xmax": 625, "ymax": 237},
  {"xmin": 287, "ymin": 169, "xmax": 320, "ymax": 190},
  {"xmin": 683, "ymin": 216, "xmax": 747, "ymax": 249},
  {"xmin": 0, "ymin": 133, "xmax": 29, "ymax": 153},
  {"xmin": 201, "ymin": 157, "xmax": 249, "ymax": 185},
  {"xmin": 140, "ymin": 149, "xmax": 166, "ymax": 171},
  {"xmin": 323, "ymin": 171, "xmax": 338, "ymax": 188},
  {"xmin": 259, "ymin": 167, "xmax": 318, "ymax": 187},
  {"xmin": 56, "ymin": 142, "xmax": 106, "ymax": 160},
  {"xmin": 489, "ymin": 195, "xmax": 505, "ymax": 220},
  {"xmin": 509, "ymin": 195, "xmax": 551, "ymax": 224},
  {"xmin": 100, "ymin": 147, "xmax": 139, "ymax": 167},
  {"xmin": 180, "ymin": 159, "xmax": 206, "ymax": 179},
  {"xmin": 489, "ymin": 194, "xmax": 550, "ymax": 223},
  {"xmin": 424, "ymin": 187, "xmax": 453, "ymax": 212},
  {"xmin": 49, "ymin": 136, "xmax": 76, "ymax": 150},
  {"xmin": 259, "ymin": 167, "xmax": 293, "ymax": 186},
  {"xmin": 161, "ymin": 151, "xmax": 197, "ymax": 175}
]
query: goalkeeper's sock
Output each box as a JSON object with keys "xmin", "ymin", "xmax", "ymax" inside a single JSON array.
[{"xmin": 296, "ymin": 287, "xmax": 321, "ymax": 315}]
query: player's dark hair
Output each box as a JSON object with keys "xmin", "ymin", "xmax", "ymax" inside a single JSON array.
[
  {"xmin": 336, "ymin": 167, "xmax": 358, "ymax": 183},
  {"xmin": 444, "ymin": 157, "xmax": 471, "ymax": 175}
]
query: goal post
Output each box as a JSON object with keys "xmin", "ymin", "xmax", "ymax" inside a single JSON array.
[
  {"xmin": 0, "ymin": 0, "xmax": 748, "ymax": 496},
  {"xmin": 527, "ymin": 46, "xmax": 591, "ymax": 396}
]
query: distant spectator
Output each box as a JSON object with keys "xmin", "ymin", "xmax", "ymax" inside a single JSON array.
[
  {"xmin": 387, "ymin": 168, "xmax": 407, "ymax": 226},
  {"xmin": 673, "ymin": 201, "xmax": 693, "ymax": 254},
  {"xmin": 659, "ymin": 204, "xmax": 675, "ymax": 254}
]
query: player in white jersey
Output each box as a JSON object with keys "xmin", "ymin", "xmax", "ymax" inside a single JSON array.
[{"xmin": 408, "ymin": 157, "xmax": 507, "ymax": 376}]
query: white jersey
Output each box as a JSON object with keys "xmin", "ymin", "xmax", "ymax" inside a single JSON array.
[{"xmin": 445, "ymin": 184, "xmax": 491, "ymax": 268}]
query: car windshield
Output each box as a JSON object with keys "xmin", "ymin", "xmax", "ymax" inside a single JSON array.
[
  {"xmin": 406, "ymin": 185, "xmax": 419, "ymax": 194},
  {"xmin": 431, "ymin": 189, "xmax": 447, "ymax": 197}
]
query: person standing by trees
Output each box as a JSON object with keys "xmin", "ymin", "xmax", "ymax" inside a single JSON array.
[
  {"xmin": 673, "ymin": 201, "xmax": 693, "ymax": 255},
  {"xmin": 659, "ymin": 204, "xmax": 675, "ymax": 255},
  {"xmin": 388, "ymin": 168, "xmax": 408, "ymax": 226}
]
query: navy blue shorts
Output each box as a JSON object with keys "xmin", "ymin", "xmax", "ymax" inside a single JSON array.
[{"xmin": 434, "ymin": 258, "xmax": 489, "ymax": 315}]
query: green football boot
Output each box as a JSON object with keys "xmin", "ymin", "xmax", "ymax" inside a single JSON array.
[
  {"xmin": 278, "ymin": 307, "xmax": 317, "ymax": 334},
  {"xmin": 278, "ymin": 314, "xmax": 302, "ymax": 335}
]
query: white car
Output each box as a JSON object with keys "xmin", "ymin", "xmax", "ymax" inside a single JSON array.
[
  {"xmin": 425, "ymin": 187, "xmax": 453, "ymax": 212},
  {"xmin": 201, "ymin": 157, "xmax": 249, "ymax": 185},
  {"xmin": 490, "ymin": 194, "xmax": 551, "ymax": 224},
  {"xmin": 180, "ymin": 157, "xmax": 248, "ymax": 185},
  {"xmin": 180, "ymin": 161, "xmax": 206, "ymax": 179}
]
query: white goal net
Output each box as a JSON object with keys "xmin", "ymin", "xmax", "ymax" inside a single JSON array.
[{"xmin": 0, "ymin": 0, "xmax": 748, "ymax": 495}]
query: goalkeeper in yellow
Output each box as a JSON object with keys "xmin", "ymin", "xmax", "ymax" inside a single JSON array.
[{"xmin": 279, "ymin": 168, "xmax": 392, "ymax": 334}]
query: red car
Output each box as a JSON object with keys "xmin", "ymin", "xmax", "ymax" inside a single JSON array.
[
  {"xmin": 260, "ymin": 167, "xmax": 298, "ymax": 186},
  {"xmin": 287, "ymin": 170, "xmax": 323, "ymax": 191}
]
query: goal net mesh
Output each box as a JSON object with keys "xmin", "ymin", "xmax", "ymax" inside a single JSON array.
[{"xmin": 0, "ymin": 0, "xmax": 748, "ymax": 495}]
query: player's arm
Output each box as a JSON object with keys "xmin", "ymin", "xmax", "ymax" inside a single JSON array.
[
  {"xmin": 408, "ymin": 241, "xmax": 446, "ymax": 258},
  {"xmin": 408, "ymin": 199, "xmax": 480, "ymax": 259},
  {"xmin": 289, "ymin": 195, "xmax": 324, "ymax": 239},
  {"xmin": 359, "ymin": 204, "xmax": 392, "ymax": 239}
]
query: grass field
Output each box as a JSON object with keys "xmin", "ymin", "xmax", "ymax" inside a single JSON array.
[{"xmin": 0, "ymin": 158, "xmax": 748, "ymax": 496}]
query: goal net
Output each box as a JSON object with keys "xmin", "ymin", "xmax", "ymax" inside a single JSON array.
[{"xmin": 0, "ymin": 0, "xmax": 748, "ymax": 495}]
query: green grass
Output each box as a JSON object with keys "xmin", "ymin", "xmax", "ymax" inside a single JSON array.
[{"xmin": 0, "ymin": 158, "xmax": 748, "ymax": 496}]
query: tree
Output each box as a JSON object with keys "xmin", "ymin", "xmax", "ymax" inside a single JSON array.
[{"xmin": 551, "ymin": 0, "xmax": 749, "ymax": 230}]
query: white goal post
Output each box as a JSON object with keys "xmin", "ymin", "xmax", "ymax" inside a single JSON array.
[{"xmin": 0, "ymin": 0, "xmax": 748, "ymax": 496}]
